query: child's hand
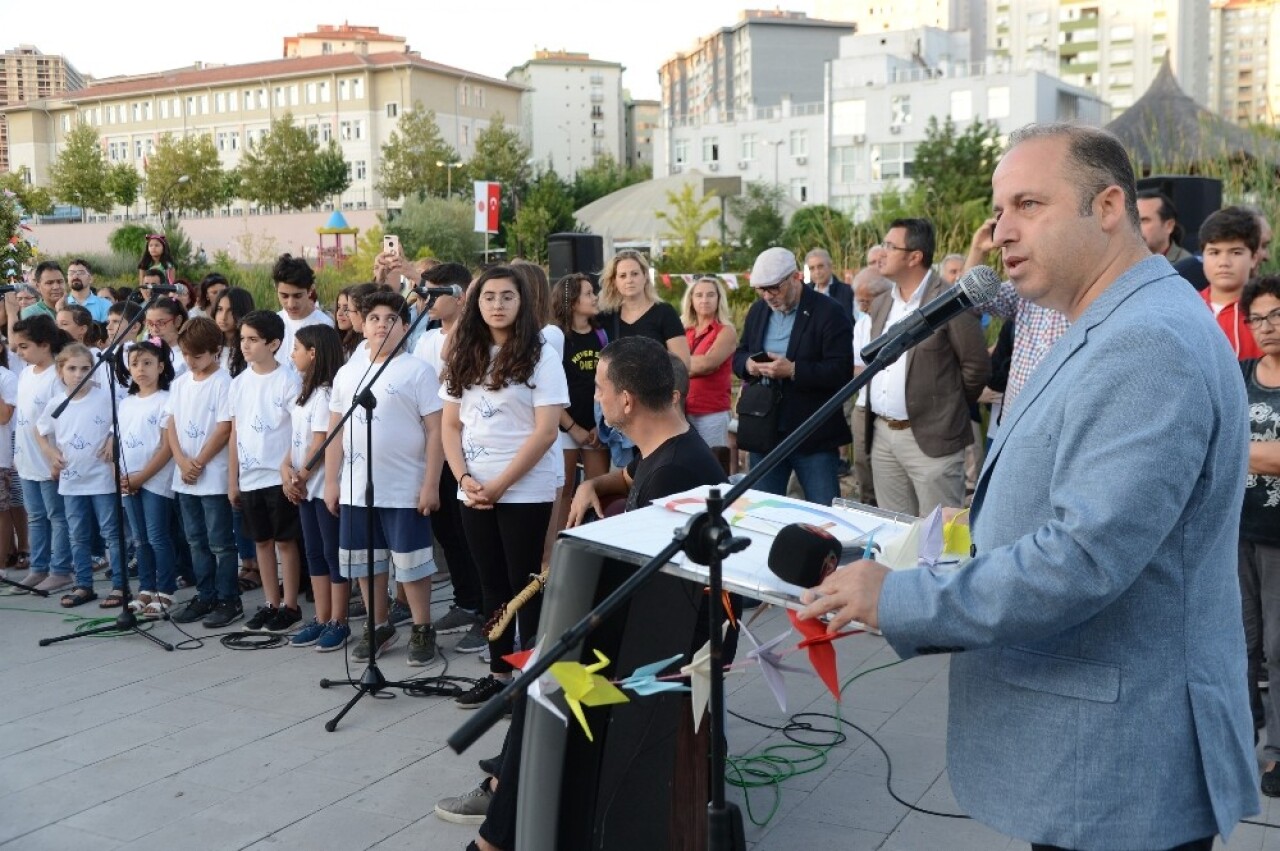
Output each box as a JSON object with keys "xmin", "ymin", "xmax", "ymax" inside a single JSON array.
[
  {"xmin": 119, "ymin": 472, "xmax": 135, "ymax": 495},
  {"xmin": 459, "ymin": 473, "xmax": 491, "ymax": 509},
  {"xmin": 227, "ymin": 483, "xmax": 240, "ymax": 510},
  {"xmin": 324, "ymin": 481, "xmax": 340, "ymax": 517},
  {"xmin": 48, "ymin": 454, "xmax": 66, "ymax": 480},
  {"xmin": 178, "ymin": 456, "xmax": 203, "ymax": 484},
  {"xmin": 96, "ymin": 438, "xmax": 114, "ymax": 463},
  {"xmin": 417, "ymin": 482, "xmax": 440, "ymax": 516}
]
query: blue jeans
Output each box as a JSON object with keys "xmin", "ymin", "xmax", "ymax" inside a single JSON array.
[
  {"xmin": 747, "ymin": 448, "xmax": 841, "ymax": 508},
  {"xmin": 124, "ymin": 489, "xmax": 176, "ymax": 595},
  {"xmin": 20, "ymin": 478, "xmax": 72, "ymax": 576},
  {"xmin": 231, "ymin": 507, "xmax": 256, "ymax": 561},
  {"xmin": 64, "ymin": 493, "xmax": 124, "ymax": 591},
  {"xmin": 177, "ymin": 492, "xmax": 238, "ymax": 603},
  {"xmin": 299, "ymin": 498, "xmax": 344, "ymax": 583}
]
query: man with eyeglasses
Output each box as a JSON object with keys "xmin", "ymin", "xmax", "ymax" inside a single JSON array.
[
  {"xmin": 731, "ymin": 247, "xmax": 852, "ymax": 507},
  {"xmin": 64, "ymin": 259, "xmax": 111, "ymax": 323},
  {"xmin": 862, "ymin": 218, "xmax": 989, "ymax": 517}
]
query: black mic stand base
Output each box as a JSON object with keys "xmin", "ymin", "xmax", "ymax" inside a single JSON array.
[
  {"xmin": 0, "ymin": 574, "xmax": 49, "ymax": 596},
  {"xmin": 319, "ymin": 660, "xmax": 416, "ymax": 732},
  {"xmin": 39, "ymin": 606, "xmax": 175, "ymax": 651}
]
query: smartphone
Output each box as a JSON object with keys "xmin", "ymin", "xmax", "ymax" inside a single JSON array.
[
  {"xmin": 750, "ymin": 351, "xmax": 772, "ymax": 363},
  {"xmin": 383, "ymin": 233, "xmax": 401, "ymax": 257}
]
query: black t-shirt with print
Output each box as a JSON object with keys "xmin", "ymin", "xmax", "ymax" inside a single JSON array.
[{"xmin": 563, "ymin": 328, "xmax": 603, "ymax": 430}]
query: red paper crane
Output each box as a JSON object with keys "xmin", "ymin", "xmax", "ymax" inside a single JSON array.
[{"xmin": 788, "ymin": 610, "xmax": 861, "ymax": 701}]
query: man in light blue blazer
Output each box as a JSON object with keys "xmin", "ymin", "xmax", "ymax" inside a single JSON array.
[{"xmin": 801, "ymin": 123, "xmax": 1257, "ymax": 850}]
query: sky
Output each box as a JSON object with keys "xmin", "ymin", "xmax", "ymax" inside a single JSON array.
[{"xmin": 11, "ymin": 1, "xmax": 820, "ymax": 102}]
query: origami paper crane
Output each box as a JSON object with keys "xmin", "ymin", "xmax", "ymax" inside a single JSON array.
[
  {"xmin": 788, "ymin": 610, "xmax": 860, "ymax": 701},
  {"xmin": 502, "ymin": 649, "xmax": 535, "ymax": 671},
  {"xmin": 741, "ymin": 623, "xmax": 810, "ymax": 713},
  {"xmin": 680, "ymin": 638, "xmax": 715, "ymax": 733},
  {"xmin": 506, "ymin": 646, "xmax": 567, "ymax": 729},
  {"xmin": 917, "ymin": 505, "xmax": 945, "ymax": 569},
  {"xmin": 549, "ymin": 649, "xmax": 628, "ymax": 741},
  {"xmin": 619, "ymin": 654, "xmax": 690, "ymax": 696}
]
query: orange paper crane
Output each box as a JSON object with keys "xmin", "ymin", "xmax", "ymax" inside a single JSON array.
[{"xmin": 788, "ymin": 610, "xmax": 861, "ymax": 701}]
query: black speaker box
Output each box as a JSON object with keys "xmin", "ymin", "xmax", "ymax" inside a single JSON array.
[
  {"xmin": 548, "ymin": 233, "xmax": 605, "ymax": 288},
  {"xmin": 1136, "ymin": 175, "xmax": 1223, "ymax": 254}
]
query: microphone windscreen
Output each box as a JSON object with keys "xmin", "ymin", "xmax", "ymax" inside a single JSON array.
[
  {"xmin": 958, "ymin": 264, "xmax": 1001, "ymax": 307},
  {"xmin": 768, "ymin": 523, "xmax": 842, "ymax": 589}
]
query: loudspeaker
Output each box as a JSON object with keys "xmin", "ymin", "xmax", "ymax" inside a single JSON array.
[
  {"xmin": 1136, "ymin": 175, "xmax": 1222, "ymax": 254},
  {"xmin": 548, "ymin": 233, "xmax": 605, "ymax": 288}
]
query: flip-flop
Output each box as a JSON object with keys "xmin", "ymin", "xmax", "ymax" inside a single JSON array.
[
  {"xmin": 99, "ymin": 591, "xmax": 126, "ymax": 609},
  {"xmin": 60, "ymin": 587, "xmax": 98, "ymax": 608}
]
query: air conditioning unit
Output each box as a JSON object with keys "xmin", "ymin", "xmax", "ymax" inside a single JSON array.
[
  {"xmin": 889, "ymin": 124, "xmax": 902, "ymax": 135},
  {"xmin": 737, "ymin": 160, "xmax": 749, "ymax": 169},
  {"xmin": 795, "ymin": 156, "xmax": 808, "ymax": 166},
  {"xmin": 852, "ymin": 134, "xmax": 867, "ymax": 145},
  {"xmin": 708, "ymin": 161, "xmax": 720, "ymax": 171}
]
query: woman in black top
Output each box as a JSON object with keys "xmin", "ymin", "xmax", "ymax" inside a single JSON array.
[{"xmin": 596, "ymin": 249, "xmax": 690, "ymax": 369}]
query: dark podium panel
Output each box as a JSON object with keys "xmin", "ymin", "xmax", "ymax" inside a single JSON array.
[{"xmin": 517, "ymin": 535, "xmax": 709, "ymax": 851}]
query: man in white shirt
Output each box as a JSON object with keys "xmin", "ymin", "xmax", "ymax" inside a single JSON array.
[
  {"xmin": 272, "ymin": 254, "xmax": 334, "ymax": 368},
  {"xmin": 864, "ymin": 218, "xmax": 990, "ymax": 516},
  {"xmin": 850, "ymin": 267, "xmax": 892, "ymax": 506}
]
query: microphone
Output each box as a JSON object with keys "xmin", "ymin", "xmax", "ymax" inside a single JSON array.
[
  {"xmin": 143, "ymin": 284, "xmax": 181, "ymax": 294},
  {"xmin": 768, "ymin": 524, "xmax": 842, "ymax": 589},
  {"xmin": 860, "ymin": 265, "xmax": 1001, "ymax": 363},
  {"xmin": 0, "ymin": 285, "xmax": 18, "ymax": 296},
  {"xmin": 415, "ymin": 284, "xmax": 463, "ymax": 299}
]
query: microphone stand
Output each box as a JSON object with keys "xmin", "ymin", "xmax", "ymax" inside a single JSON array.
[
  {"xmin": 39, "ymin": 293, "xmax": 175, "ymax": 651},
  {"xmin": 447, "ymin": 325, "xmax": 920, "ymax": 850},
  {"xmin": 311, "ymin": 289, "xmax": 439, "ymax": 732}
]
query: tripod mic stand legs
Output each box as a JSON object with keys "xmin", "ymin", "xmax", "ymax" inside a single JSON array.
[{"xmin": 38, "ymin": 608, "xmax": 175, "ymax": 651}]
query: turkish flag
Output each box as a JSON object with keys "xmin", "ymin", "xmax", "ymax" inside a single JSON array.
[{"xmin": 474, "ymin": 181, "xmax": 501, "ymax": 234}]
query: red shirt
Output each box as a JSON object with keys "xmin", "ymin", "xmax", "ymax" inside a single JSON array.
[
  {"xmin": 1201, "ymin": 289, "xmax": 1263, "ymax": 360},
  {"xmin": 684, "ymin": 322, "xmax": 732, "ymax": 415}
]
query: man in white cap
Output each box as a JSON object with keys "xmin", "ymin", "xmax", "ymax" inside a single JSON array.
[{"xmin": 731, "ymin": 247, "xmax": 853, "ymax": 506}]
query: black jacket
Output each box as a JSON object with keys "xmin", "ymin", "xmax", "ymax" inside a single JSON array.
[{"xmin": 809, "ymin": 277, "xmax": 854, "ymax": 322}]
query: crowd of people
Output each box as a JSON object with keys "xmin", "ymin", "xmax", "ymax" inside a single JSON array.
[{"xmin": 2, "ymin": 120, "xmax": 1279, "ymax": 848}]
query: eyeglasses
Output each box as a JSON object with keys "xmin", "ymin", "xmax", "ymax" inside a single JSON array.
[
  {"xmin": 1245, "ymin": 307, "xmax": 1280, "ymax": 331},
  {"xmin": 880, "ymin": 241, "xmax": 912, "ymax": 253},
  {"xmin": 756, "ymin": 280, "xmax": 788, "ymax": 295},
  {"xmin": 146, "ymin": 317, "xmax": 174, "ymax": 330},
  {"xmin": 480, "ymin": 293, "xmax": 520, "ymax": 306}
]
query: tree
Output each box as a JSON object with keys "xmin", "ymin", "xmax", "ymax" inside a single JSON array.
[
  {"xmin": 0, "ymin": 171, "xmax": 53, "ymax": 216},
  {"xmin": 238, "ymin": 113, "xmax": 327, "ymax": 211},
  {"xmin": 463, "ymin": 115, "xmax": 532, "ymax": 246},
  {"xmin": 388, "ymin": 195, "xmax": 484, "ymax": 264},
  {"xmin": 511, "ymin": 169, "xmax": 577, "ymax": 263},
  {"xmin": 105, "ymin": 162, "xmax": 142, "ymax": 216},
  {"xmin": 144, "ymin": 133, "xmax": 224, "ymax": 216},
  {"xmin": 911, "ymin": 117, "xmax": 1002, "ymax": 209},
  {"xmin": 571, "ymin": 154, "xmax": 649, "ymax": 209},
  {"xmin": 312, "ymin": 141, "xmax": 351, "ymax": 203},
  {"xmin": 654, "ymin": 184, "xmax": 722, "ymax": 272},
  {"xmin": 728, "ymin": 182, "xmax": 787, "ymax": 265},
  {"xmin": 782, "ymin": 205, "xmax": 853, "ymax": 270},
  {"xmin": 375, "ymin": 103, "xmax": 458, "ymax": 201},
  {"xmin": 48, "ymin": 122, "xmax": 110, "ymax": 218}
]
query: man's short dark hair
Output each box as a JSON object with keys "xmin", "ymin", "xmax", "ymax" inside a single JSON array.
[
  {"xmin": 1138, "ymin": 189, "xmax": 1185, "ymax": 244},
  {"xmin": 887, "ymin": 218, "xmax": 935, "ymax": 268},
  {"xmin": 422, "ymin": 262, "xmax": 472, "ymax": 290},
  {"xmin": 272, "ymin": 253, "xmax": 316, "ymax": 289},
  {"xmin": 1007, "ymin": 124, "xmax": 1141, "ymax": 231},
  {"xmin": 1242, "ymin": 275, "xmax": 1280, "ymax": 316},
  {"xmin": 600, "ymin": 337, "xmax": 675, "ymax": 412},
  {"xmin": 141, "ymin": 266, "xmax": 165, "ymax": 283},
  {"xmin": 34, "ymin": 260, "xmax": 63, "ymax": 282},
  {"xmin": 1200, "ymin": 206, "xmax": 1261, "ymax": 253},
  {"xmin": 68, "ymin": 258, "xmax": 92, "ymax": 272},
  {"xmin": 240, "ymin": 309, "xmax": 286, "ymax": 343},
  {"xmin": 361, "ymin": 290, "xmax": 410, "ymax": 323}
]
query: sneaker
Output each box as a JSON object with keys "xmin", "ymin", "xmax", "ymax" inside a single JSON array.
[
  {"xmin": 171, "ymin": 597, "xmax": 214, "ymax": 624},
  {"xmin": 33, "ymin": 573, "xmax": 74, "ymax": 593},
  {"xmin": 407, "ymin": 623, "xmax": 437, "ymax": 667},
  {"xmin": 1264, "ymin": 763, "xmax": 1280, "ymax": 797},
  {"xmin": 244, "ymin": 604, "xmax": 278, "ymax": 632},
  {"xmin": 388, "ymin": 599, "xmax": 413, "ymax": 626},
  {"xmin": 290, "ymin": 618, "xmax": 327, "ymax": 647},
  {"xmin": 202, "ymin": 598, "xmax": 244, "ymax": 629},
  {"xmin": 478, "ymin": 754, "xmax": 502, "ymax": 777},
  {"xmin": 455, "ymin": 621, "xmax": 487, "ymax": 654},
  {"xmin": 455, "ymin": 674, "xmax": 506, "ymax": 710},
  {"xmin": 351, "ymin": 623, "xmax": 398, "ymax": 661},
  {"xmin": 435, "ymin": 605, "xmax": 482, "ymax": 634},
  {"xmin": 348, "ymin": 596, "xmax": 366, "ymax": 618},
  {"xmin": 433, "ymin": 779, "xmax": 493, "ymax": 825},
  {"xmin": 315, "ymin": 621, "xmax": 352, "ymax": 652},
  {"xmin": 266, "ymin": 605, "xmax": 303, "ymax": 634},
  {"xmin": 479, "ymin": 646, "xmax": 491, "ymax": 664}
]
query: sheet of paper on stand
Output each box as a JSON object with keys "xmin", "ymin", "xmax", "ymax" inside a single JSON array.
[{"xmin": 558, "ymin": 486, "xmax": 919, "ymax": 610}]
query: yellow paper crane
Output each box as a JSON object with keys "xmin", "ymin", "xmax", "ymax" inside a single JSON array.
[{"xmin": 549, "ymin": 649, "xmax": 629, "ymax": 741}]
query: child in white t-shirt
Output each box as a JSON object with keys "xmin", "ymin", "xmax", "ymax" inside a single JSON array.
[
  {"xmin": 0, "ymin": 346, "xmax": 21, "ymax": 576},
  {"xmin": 272, "ymin": 254, "xmax": 334, "ymax": 370},
  {"xmin": 440, "ymin": 266, "xmax": 569, "ymax": 708},
  {"xmin": 35, "ymin": 343, "xmax": 123, "ymax": 608},
  {"xmin": 166, "ymin": 317, "xmax": 240, "ymax": 629},
  {"xmin": 228, "ymin": 310, "xmax": 304, "ymax": 634},
  {"xmin": 117, "ymin": 338, "xmax": 178, "ymax": 616},
  {"xmin": 283, "ymin": 324, "xmax": 349, "ymax": 651},
  {"xmin": 325, "ymin": 292, "xmax": 441, "ymax": 666}
]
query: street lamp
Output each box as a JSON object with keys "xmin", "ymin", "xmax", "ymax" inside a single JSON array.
[
  {"xmin": 159, "ymin": 174, "xmax": 190, "ymax": 224},
  {"xmin": 436, "ymin": 160, "xmax": 462, "ymax": 197}
]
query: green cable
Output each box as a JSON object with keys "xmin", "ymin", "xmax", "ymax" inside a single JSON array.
[
  {"xmin": 0, "ymin": 604, "xmax": 157, "ymax": 636},
  {"xmin": 724, "ymin": 657, "xmax": 904, "ymax": 826}
]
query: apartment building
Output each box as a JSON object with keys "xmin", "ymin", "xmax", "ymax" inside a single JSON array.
[{"xmin": 0, "ymin": 45, "xmax": 85, "ymax": 174}]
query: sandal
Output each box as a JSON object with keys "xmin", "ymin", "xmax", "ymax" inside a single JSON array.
[
  {"xmin": 128, "ymin": 591, "xmax": 155, "ymax": 615},
  {"xmin": 144, "ymin": 593, "xmax": 175, "ymax": 618},
  {"xmin": 60, "ymin": 587, "xmax": 98, "ymax": 608},
  {"xmin": 237, "ymin": 568, "xmax": 262, "ymax": 593},
  {"xmin": 99, "ymin": 590, "xmax": 126, "ymax": 609}
]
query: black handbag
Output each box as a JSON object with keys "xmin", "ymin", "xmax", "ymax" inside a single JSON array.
[{"xmin": 735, "ymin": 380, "xmax": 782, "ymax": 453}]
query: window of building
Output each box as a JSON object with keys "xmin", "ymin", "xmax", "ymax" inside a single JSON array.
[
  {"xmin": 200, "ymin": 94, "xmax": 209, "ymax": 114},
  {"xmin": 387, "ymin": 102, "xmax": 399, "ymax": 119},
  {"xmin": 340, "ymin": 120, "xmax": 353, "ymax": 141},
  {"xmin": 322, "ymin": 42, "xmax": 332, "ymax": 55},
  {"xmin": 354, "ymin": 160, "xmax": 367, "ymax": 181},
  {"xmin": 832, "ymin": 99, "xmax": 867, "ymax": 136},
  {"xmin": 475, "ymin": 87, "xmax": 485, "ymax": 108},
  {"xmin": 833, "ymin": 146, "xmax": 860, "ymax": 183},
  {"xmin": 274, "ymin": 87, "xmax": 285, "ymax": 108},
  {"xmin": 870, "ymin": 142, "xmax": 916, "ymax": 181},
  {"xmin": 319, "ymin": 122, "xmax": 332, "ymax": 143},
  {"xmin": 951, "ymin": 90, "xmax": 973, "ymax": 122},
  {"xmin": 351, "ymin": 78, "xmax": 364, "ymax": 99},
  {"xmin": 791, "ymin": 178, "xmax": 808, "ymax": 204},
  {"xmin": 338, "ymin": 80, "xmax": 348, "ymax": 101},
  {"xmin": 789, "ymin": 129, "xmax": 808, "ymax": 157},
  {"xmin": 1111, "ymin": 24, "xmax": 1134, "ymax": 41},
  {"xmin": 160, "ymin": 100, "xmax": 169, "ymax": 119},
  {"xmin": 217, "ymin": 131, "xmax": 229, "ymax": 151},
  {"xmin": 674, "ymin": 137, "xmax": 689, "ymax": 164},
  {"xmin": 354, "ymin": 119, "xmax": 365, "ymax": 140},
  {"xmin": 229, "ymin": 131, "xmax": 239, "ymax": 151},
  {"xmin": 318, "ymin": 82, "xmax": 329, "ymax": 103},
  {"xmin": 460, "ymin": 84, "xmax": 470, "ymax": 107},
  {"xmin": 703, "ymin": 137, "xmax": 719, "ymax": 162},
  {"xmin": 61, "ymin": 114, "xmax": 70, "ymax": 132},
  {"xmin": 290, "ymin": 85, "xmax": 300, "ymax": 106},
  {"xmin": 132, "ymin": 103, "xmax": 140, "ymax": 121},
  {"xmin": 461, "ymin": 124, "xmax": 471, "ymax": 147},
  {"xmin": 306, "ymin": 82, "xmax": 317, "ymax": 104},
  {"xmin": 741, "ymin": 133, "xmax": 755, "ymax": 160},
  {"xmin": 987, "ymin": 86, "xmax": 1011, "ymax": 119},
  {"xmin": 135, "ymin": 140, "xmax": 143, "ymax": 159},
  {"xmin": 891, "ymin": 94, "xmax": 912, "ymax": 126}
]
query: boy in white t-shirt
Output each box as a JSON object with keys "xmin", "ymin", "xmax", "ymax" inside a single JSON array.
[
  {"xmin": 272, "ymin": 253, "xmax": 334, "ymax": 369},
  {"xmin": 166, "ymin": 318, "xmax": 241, "ymax": 628},
  {"xmin": 228, "ymin": 310, "xmax": 304, "ymax": 634},
  {"xmin": 325, "ymin": 292, "xmax": 441, "ymax": 666}
]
